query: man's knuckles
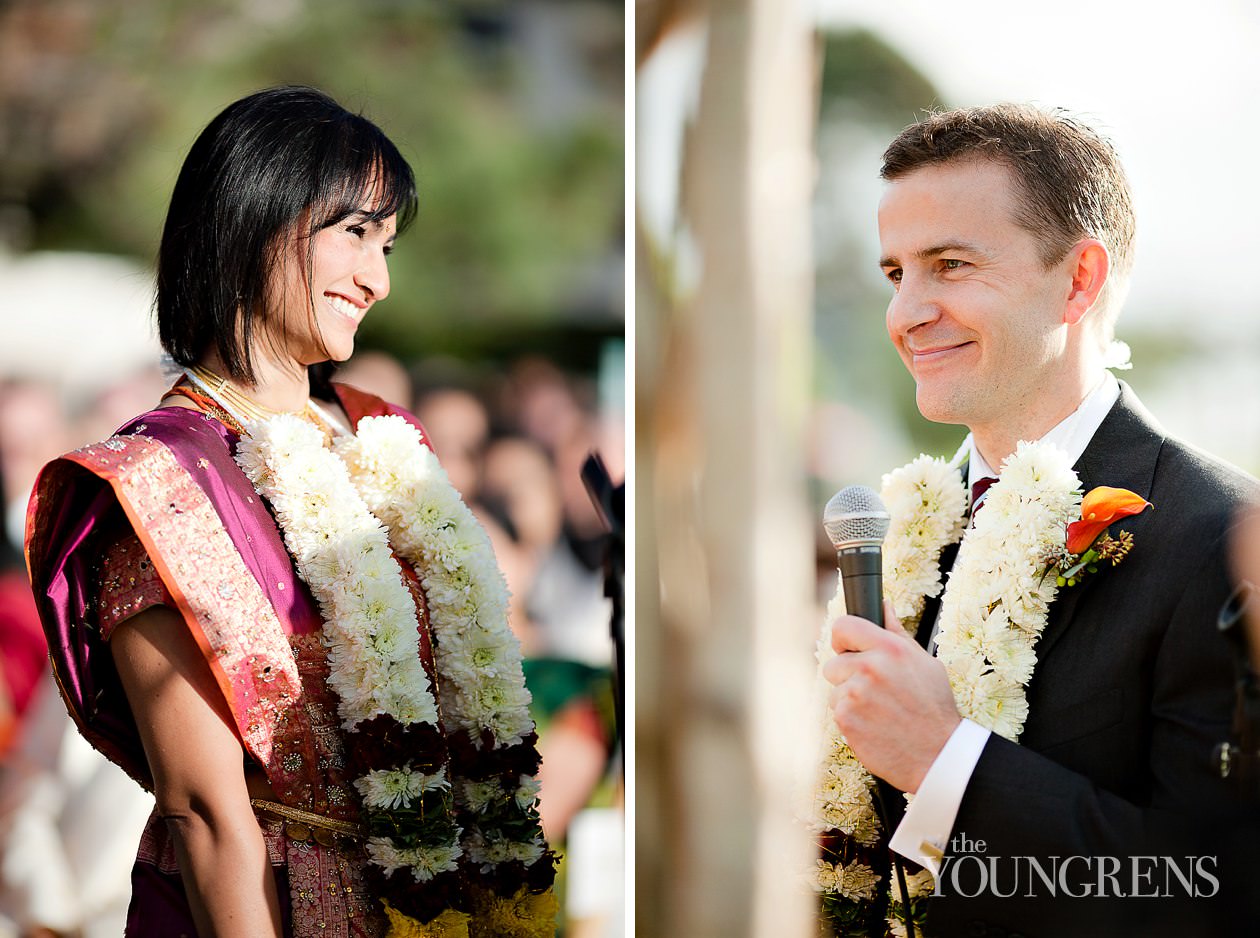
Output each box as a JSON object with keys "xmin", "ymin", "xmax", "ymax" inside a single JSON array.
[
  {"xmin": 829, "ymin": 614, "xmax": 883, "ymax": 652},
  {"xmin": 821, "ymin": 654, "xmax": 846, "ymax": 685}
]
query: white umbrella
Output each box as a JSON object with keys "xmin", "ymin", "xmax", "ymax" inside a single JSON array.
[{"xmin": 0, "ymin": 251, "xmax": 161, "ymax": 402}]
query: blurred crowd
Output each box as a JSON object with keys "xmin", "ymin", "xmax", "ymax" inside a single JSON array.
[{"xmin": 0, "ymin": 349, "xmax": 625, "ymax": 938}]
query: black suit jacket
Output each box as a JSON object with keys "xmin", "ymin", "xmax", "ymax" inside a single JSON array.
[{"xmin": 920, "ymin": 384, "xmax": 1260, "ymax": 938}]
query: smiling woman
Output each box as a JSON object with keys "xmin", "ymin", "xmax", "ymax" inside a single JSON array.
[
  {"xmin": 155, "ymin": 86, "xmax": 415, "ymax": 419},
  {"xmin": 24, "ymin": 87, "xmax": 556, "ymax": 938},
  {"xmin": 267, "ymin": 209, "xmax": 397, "ymax": 367}
]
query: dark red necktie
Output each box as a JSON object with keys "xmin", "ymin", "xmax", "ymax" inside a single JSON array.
[{"xmin": 970, "ymin": 476, "xmax": 998, "ymax": 518}]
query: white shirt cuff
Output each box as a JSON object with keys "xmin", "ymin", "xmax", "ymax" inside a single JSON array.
[{"xmin": 889, "ymin": 718, "xmax": 991, "ymax": 876}]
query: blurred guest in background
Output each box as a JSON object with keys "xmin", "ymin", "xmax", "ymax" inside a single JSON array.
[
  {"xmin": 335, "ymin": 351, "xmax": 413, "ymax": 411},
  {"xmin": 415, "ymin": 386, "xmax": 491, "ymax": 503},
  {"xmin": 0, "ymin": 672, "xmax": 153, "ymax": 938},
  {"xmin": 0, "ymin": 449, "xmax": 45, "ymax": 760},
  {"xmin": 0, "ymin": 382, "xmax": 70, "ymax": 558}
]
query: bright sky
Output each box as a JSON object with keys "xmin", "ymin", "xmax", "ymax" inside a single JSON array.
[{"xmin": 818, "ymin": 0, "xmax": 1260, "ymax": 333}]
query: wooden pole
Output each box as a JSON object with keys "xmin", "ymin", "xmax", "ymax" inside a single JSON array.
[{"xmin": 637, "ymin": 1, "xmax": 820, "ymax": 933}]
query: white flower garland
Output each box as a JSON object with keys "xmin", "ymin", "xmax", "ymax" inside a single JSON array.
[
  {"xmin": 234, "ymin": 416, "xmax": 439, "ymax": 733},
  {"xmin": 880, "ymin": 455, "xmax": 969, "ymax": 624},
  {"xmin": 366, "ymin": 838, "xmax": 463, "ymax": 882},
  {"xmin": 335, "ymin": 415, "xmax": 535, "ymax": 750},
  {"xmin": 812, "ymin": 857, "xmax": 881, "ymax": 901},
  {"xmin": 934, "ymin": 442, "xmax": 1080, "ymax": 741},
  {"xmin": 335, "ymin": 415, "xmax": 549, "ymax": 871},
  {"xmin": 355, "ymin": 764, "xmax": 450, "ymax": 812},
  {"xmin": 459, "ymin": 775, "xmax": 543, "ymax": 815},
  {"xmin": 813, "ymin": 441, "xmax": 1082, "ymax": 930},
  {"xmin": 235, "ymin": 416, "xmax": 461, "ymax": 885},
  {"xmin": 235, "ymin": 412, "xmax": 543, "ymax": 890},
  {"xmin": 811, "ymin": 455, "xmax": 967, "ymax": 900}
]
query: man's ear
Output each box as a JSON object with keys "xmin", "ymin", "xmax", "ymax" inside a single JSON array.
[{"xmin": 1063, "ymin": 239, "xmax": 1110, "ymax": 326}]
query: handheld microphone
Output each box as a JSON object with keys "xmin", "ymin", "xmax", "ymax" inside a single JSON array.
[
  {"xmin": 822, "ymin": 485, "xmax": 915, "ymax": 937},
  {"xmin": 823, "ymin": 485, "xmax": 890, "ymax": 627}
]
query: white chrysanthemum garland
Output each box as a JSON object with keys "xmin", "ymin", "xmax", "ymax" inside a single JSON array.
[
  {"xmin": 235, "ymin": 416, "xmax": 462, "ymax": 891},
  {"xmin": 933, "ymin": 442, "xmax": 1081, "ymax": 741},
  {"xmin": 336, "ymin": 416, "xmax": 552, "ymax": 876},
  {"xmin": 811, "ymin": 455, "xmax": 966, "ymax": 936},
  {"xmin": 880, "ymin": 455, "xmax": 969, "ymax": 622},
  {"xmin": 812, "ymin": 443, "xmax": 1081, "ymax": 936},
  {"xmin": 235, "ymin": 412, "xmax": 554, "ymax": 930},
  {"xmin": 336, "ymin": 416, "xmax": 534, "ymax": 750}
]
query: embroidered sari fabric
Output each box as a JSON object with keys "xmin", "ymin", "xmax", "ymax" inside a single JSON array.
[
  {"xmin": 97, "ymin": 528, "xmax": 174, "ymax": 638},
  {"xmin": 25, "ymin": 385, "xmax": 454, "ymax": 937}
]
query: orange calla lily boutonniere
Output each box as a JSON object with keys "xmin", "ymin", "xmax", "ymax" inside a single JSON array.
[
  {"xmin": 1067, "ymin": 486, "xmax": 1152, "ymax": 553},
  {"xmin": 1051, "ymin": 486, "xmax": 1152, "ymax": 588}
]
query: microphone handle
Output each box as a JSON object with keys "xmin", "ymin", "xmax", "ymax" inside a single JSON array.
[
  {"xmin": 838, "ymin": 546, "xmax": 884, "ymax": 627},
  {"xmin": 835, "ymin": 543, "xmax": 914, "ymax": 935}
]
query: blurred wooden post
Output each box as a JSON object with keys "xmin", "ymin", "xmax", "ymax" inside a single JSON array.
[{"xmin": 637, "ymin": 0, "xmax": 819, "ymax": 935}]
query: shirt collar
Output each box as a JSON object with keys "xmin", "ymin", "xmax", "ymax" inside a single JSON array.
[{"xmin": 966, "ymin": 371, "xmax": 1120, "ymax": 490}]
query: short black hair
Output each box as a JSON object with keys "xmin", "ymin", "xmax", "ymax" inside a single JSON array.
[{"xmin": 156, "ymin": 86, "xmax": 417, "ymax": 388}]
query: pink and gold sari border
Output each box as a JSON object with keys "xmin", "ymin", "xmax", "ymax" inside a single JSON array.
[{"xmin": 64, "ymin": 435, "xmax": 301, "ymax": 768}]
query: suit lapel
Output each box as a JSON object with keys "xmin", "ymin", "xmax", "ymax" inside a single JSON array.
[
  {"xmin": 916, "ymin": 541, "xmax": 960, "ymax": 648},
  {"xmin": 915, "ymin": 387, "xmax": 1165, "ymax": 660},
  {"xmin": 1034, "ymin": 382, "xmax": 1165, "ymax": 660}
]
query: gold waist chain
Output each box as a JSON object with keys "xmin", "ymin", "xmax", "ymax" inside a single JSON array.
[{"xmin": 250, "ymin": 798, "xmax": 366, "ymax": 847}]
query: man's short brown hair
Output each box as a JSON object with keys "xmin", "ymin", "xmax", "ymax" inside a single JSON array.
[{"xmin": 881, "ymin": 104, "xmax": 1135, "ymax": 325}]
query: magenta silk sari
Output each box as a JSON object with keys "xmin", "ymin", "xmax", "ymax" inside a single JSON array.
[{"xmin": 25, "ymin": 385, "xmax": 428, "ymax": 937}]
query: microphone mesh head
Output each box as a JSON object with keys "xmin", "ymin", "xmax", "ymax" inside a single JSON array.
[{"xmin": 823, "ymin": 485, "xmax": 891, "ymax": 550}]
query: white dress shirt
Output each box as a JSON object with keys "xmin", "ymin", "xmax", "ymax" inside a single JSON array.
[{"xmin": 888, "ymin": 371, "xmax": 1120, "ymax": 876}]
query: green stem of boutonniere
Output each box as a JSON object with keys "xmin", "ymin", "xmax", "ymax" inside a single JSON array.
[{"xmin": 1057, "ymin": 548, "xmax": 1100, "ymax": 586}]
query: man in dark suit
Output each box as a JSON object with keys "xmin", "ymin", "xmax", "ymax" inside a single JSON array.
[{"xmin": 822, "ymin": 104, "xmax": 1260, "ymax": 936}]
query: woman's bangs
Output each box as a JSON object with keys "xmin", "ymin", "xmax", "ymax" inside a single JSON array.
[{"xmin": 311, "ymin": 126, "xmax": 416, "ymax": 234}]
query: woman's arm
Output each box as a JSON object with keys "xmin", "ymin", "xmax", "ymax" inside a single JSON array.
[{"xmin": 111, "ymin": 605, "xmax": 282, "ymax": 938}]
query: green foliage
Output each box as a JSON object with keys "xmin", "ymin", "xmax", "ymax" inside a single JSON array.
[
  {"xmin": 12, "ymin": 0, "xmax": 622, "ymax": 360},
  {"xmin": 818, "ymin": 891, "xmax": 885, "ymax": 937},
  {"xmin": 819, "ymin": 29, "xmax": 943, "ymax": 128}
]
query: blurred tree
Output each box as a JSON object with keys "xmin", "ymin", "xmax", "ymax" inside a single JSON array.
[
  {"xmin": 0, "ymin": 0, "xmax": 156, "ymax": 249},
  {"xmin": 0, "ymin": 0, "xmax": 623, "ymax": 361},
  {"xmin": 819, "ymin": 29, "xmax": 940, "ymax": 130}
]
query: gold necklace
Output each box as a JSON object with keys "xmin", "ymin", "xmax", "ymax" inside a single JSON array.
[{"xmin": 188, "ymin": 365, "xmax": 336, "ymax": 444}]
